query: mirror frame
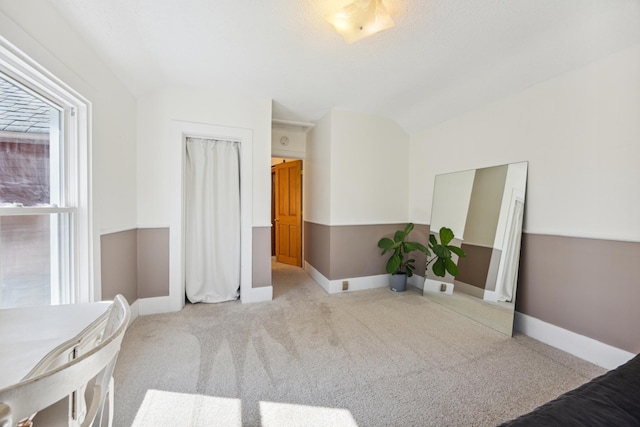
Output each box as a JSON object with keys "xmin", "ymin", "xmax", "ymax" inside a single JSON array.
[{"xmin": 423, "ymin": 161, "xmax": 528, "ymax": 335}]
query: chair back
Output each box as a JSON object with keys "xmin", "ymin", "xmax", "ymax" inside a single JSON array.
[{"xmin": 0, "ymin": 295, "xmax": 130, "ymax": 427}]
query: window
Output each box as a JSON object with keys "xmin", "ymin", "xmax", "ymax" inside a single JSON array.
[{"xmin": 0, "ymin": 42, "xmax": 90, "ymax": 308}]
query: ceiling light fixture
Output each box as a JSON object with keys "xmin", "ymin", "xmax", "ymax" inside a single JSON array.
[{"xmin": 325, "ymin": 0, "xmax": 395, "ymax": 44}]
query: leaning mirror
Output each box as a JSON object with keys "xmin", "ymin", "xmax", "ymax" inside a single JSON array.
[{"xmin": 423, "ymin": 161, "xmax": 528, "ymax": 336}]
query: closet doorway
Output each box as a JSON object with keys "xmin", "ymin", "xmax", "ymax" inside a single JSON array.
[{"xmin": 271, "ymin": 158, "xmax": 302, "ymax": 267}]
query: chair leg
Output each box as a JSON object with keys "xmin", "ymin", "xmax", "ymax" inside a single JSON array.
[{"xmin": 107, "ymin": 376, "xmax": 114, "ymax": 427}]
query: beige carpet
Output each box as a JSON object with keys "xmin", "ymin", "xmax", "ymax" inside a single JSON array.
[{"xmin": 113, "ymin": 261, "xmax": 604, "ymax": 426}]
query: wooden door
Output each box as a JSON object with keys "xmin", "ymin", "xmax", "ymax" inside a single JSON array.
[{"xmin": 274, "ymin": 160, "xmax": 302, "ymax": 266}]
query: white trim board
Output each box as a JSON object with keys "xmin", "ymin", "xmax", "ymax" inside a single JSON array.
[
  {"xmin": 303, "ymin": 267, "xmax": 449, "ymax": 295},
  {"xmin": 137, "ymin": 296, "xmax": 174, "ymax": 316},
  {"xmin": 304, "ymin": 262, "xmax": 331, "ymax": 294},
  {"xmin": 128, "ymin": 299, "xmax": 139, "ymax": 324},
  {"xmin": 134, "ymin": 288, "xmax": 271, "ymax": 320},
  {"xmin": 331, "ymin": 274, "xmax": 388, "ymax": 293},
  {"xmin": 304, "ymin": 263, "xmax": 391, "ymax": 294},
  {"xmin": 514, "ymin": 312, "xmax": 635, "ymax": 370},
  {"xmin": 169, "ymin": 121, "xmax": 253, "ymax": 312},
  {"xmin": 243, "ymin": 286, "xmax": 273, "ymax": 304},
  {"xmin": 423, "ymin": 278, "xmax": 454, "ymax": 295}
]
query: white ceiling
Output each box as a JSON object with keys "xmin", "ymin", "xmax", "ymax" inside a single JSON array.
[{"xmin": 49, "ymin": 0, "xmax": 640, "ymax": 133}]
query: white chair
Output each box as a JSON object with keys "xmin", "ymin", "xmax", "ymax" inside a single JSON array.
[{"xmin": 0, "ymin": 295, "xmax": 130, "ymax": 427}]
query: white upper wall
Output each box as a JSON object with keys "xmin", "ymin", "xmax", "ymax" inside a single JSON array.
[
  {"xmin": 330, "ymin": 109, "xmax": 410, "ymax": 225},
  {"xmin": 304, "ymin": 112, "xmax": 332, "ymax": 224},
  {"xmin": 305, "ymin": 109, "xmax": 410, "ymax": 226},
  {"xmin": 136, "ymin": 87, "xmax": 272, "ymax": 227},
  {"xmin": 410, "ymin": 43, "xmax": 640, "ymax": 242}
]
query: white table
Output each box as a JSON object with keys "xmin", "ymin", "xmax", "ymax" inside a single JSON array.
[{"xmin": 0, "ymin": 302, "xmax": 110, "ymax": 390}]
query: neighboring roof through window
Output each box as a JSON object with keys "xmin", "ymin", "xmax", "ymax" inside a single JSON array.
[{"xmin": 0, "ymin": 76, "xmax": 50, "ymax": 134}]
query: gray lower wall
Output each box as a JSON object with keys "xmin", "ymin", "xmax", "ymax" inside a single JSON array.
[
  {"xmin": 252, "ymin": 226, "xmax": 272, "ymax": 288},
  {"xmin": 517, "ymin": 233, "xmax": 640, "ymax": 353},
  {"xmin": 102, "ymin": 226, "xmax": 272, "ymax": 304},
  {"xmin": 101, "ymin": 229, "xmax": 138, "ymax": 304},
  {"xmin": 304, "ymin": 222, "xmax": 331, "ymax": 277},
  {"xmin": 137, "ymin": 228, "xmax": 170, "ymax": 298},
  {"xmin": 101, "ymin": 228, "xmax": 170, "ymax": 303},
  {"xmin": 455, "ymin": 243, "xmax": 502, "ymax": 291},
  {"xmin": 456, "ymin": 243, "xmax": 492, "ymax": 290},
  {"xmin": 304, "ymin": 221, "xmax": 430, "ymax": 281}
]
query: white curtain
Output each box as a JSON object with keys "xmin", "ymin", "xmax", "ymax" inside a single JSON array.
[
  {"xmin": 497, "ymin": 199, "xmax": 525, "ymax": 302},
  {"xmin": 185, "ymin": 137, "xmax": 240, "ymax": 303}
]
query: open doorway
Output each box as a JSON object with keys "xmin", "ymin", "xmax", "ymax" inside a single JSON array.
[
  {"xmin": 270, "ymin": 119, "xmax": 313, "ymax": 299},
  {"xmin": 271, "ymin": 158, "xmax": 303, "ymax": 267}
]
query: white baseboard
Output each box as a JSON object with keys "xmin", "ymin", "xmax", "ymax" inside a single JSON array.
[
  {"xmin": 242, "ymin": 286, "xmax": 273, "ymax": 303},
  {"xmin": 423, "ymin": 278, "xmax": 454, "ymax": 295},
  {"xmin": 304, "ymin": 263, "xmax": 391, "ymax": 294},
  {"xmin": 138, "ymin": 296, "xmax": 173, "ymax": 316},
  {"xmin": 408, "ymin": 274, "xmax": 425, "ymax": 289},
  {"xmin": 129, "ymin": 299, "xmax": 140, "ymax": 325},
  {"xmin": 483, "ymin": 289, "xmax": 498, "ymax": 302},
  {"xmin": 329, "ymin": 274, "xmax": 388, "ymax": 293},
  {"xmin": 514, "ymin": 312, "xmax": 635, "ymax": 370},
  {"xmin": 135, "ymin": 287, "xmax": 272, "ymax": 317},
  {"xmin": 304, "ymin": 262, "xmax": 331, "ymax": 293}
]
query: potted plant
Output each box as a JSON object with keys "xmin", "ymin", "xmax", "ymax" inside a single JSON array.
[
  {"xmin": 425, "ymin": 226, "xmax": 466, "ymax": 278},
  {"xmin": 377, "ymin": 223, "xmax": 429, "ymax": 292},
  {"xmin": 378, "ymin": 223, "xmax": 465, "ymax": 292}
]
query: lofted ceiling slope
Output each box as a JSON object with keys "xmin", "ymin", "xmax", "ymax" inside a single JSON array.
[{"xmin": 47, "ymin": 0, "xmax": 640, "ymax": 133}]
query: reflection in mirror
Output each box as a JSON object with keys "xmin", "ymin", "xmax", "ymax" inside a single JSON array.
[{"xmin": 423, "ymin": 162, "xmax": 528, "ymax": 335}]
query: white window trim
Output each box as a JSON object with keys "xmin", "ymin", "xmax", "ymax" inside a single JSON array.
[{"xmin": 0, "ymin": 35, "xmax": 93, "ymax": 303}]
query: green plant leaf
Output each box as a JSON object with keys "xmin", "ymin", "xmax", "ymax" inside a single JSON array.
[
  {"xmin": 386, "ymin": 254, "xmax": 401, "ymax": 274},
  {"xmin": 432, "ymin": 259, "xmax": 446, "ymax": 277},
  {"xmin": 403, "ymin": 242, "xmax": 419, "ymax": 252},
  {"xmin": 433, "ymin": 245, "xmax": 451, "ymax": 259},
  {"xmin": 444, "ymin": 258, "xmax": 459, "ymax": 276},
  {"xmin": 378, "ymin": 237, "xmax": 394, "ymax": 250},
  {"xmin": 394, "ymin": 230, "xmax": 405, "ymax": 243},
  {"xmin": 439, "ymin": 227, "xmax": 454, "ymax": 246},
  {"xmin": 448, "ymin": 246, "xmax": 466, "ymax": 257},
  {"xmin": 404, "ymin": 223, "xmax": 414, "ymax": 235},
  {"xmin": 429, "ymin": 233, "xmax": 437, "ymax": 246},
  {"xmin": 414, "ymin": 242, "xmax": 430, "ymax": 255},
  {"xmin": 405, "ymin": 261, "xmax": 415, "ymax": 277}
]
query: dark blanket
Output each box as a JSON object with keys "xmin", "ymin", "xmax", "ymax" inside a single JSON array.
[{"xmin": 500, "ymin": 353, "xmax": 640, "ymax": 426}]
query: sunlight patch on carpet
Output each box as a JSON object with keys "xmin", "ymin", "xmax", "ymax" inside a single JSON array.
[
  {"xmin": 131, "ymin": 389, "xmax": 359, "ymax": 426},
  {"xmin": 131, "ymin": 390, "xmax": 242, "ymax": 426},
  {"xmin": 260, "ymin": 401, "xmax": 358, "ymax": 427}
]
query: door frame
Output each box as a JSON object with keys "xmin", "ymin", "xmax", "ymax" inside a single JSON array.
[
  {"xmin": 271, "ymin": 154, "xmax": 304, "ymax": 268},
  {"xmin": 170, "ymin": 121, "xmax": 253, "ymax": 311},
  {"xmin": 273, "ymin": 159, "xmax": 303, "ymax": 266}
]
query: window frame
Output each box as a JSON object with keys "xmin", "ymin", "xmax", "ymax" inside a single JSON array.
[{"xmin": 0, "ymin": 37, "xmax": 92, "ymax": 304}]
